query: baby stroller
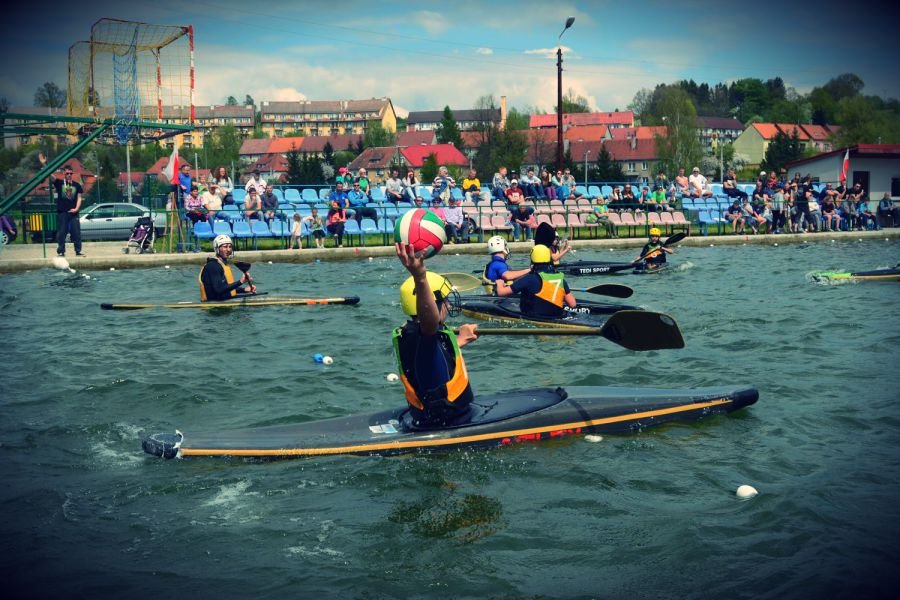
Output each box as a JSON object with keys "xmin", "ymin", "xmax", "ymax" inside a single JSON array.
[
  {"xmin": 123, "ymin": 216, "xmax": 156, "ymax": 254},
  {"xmin": 0, "ymin": 214, "xmax": 17, "ymax": 245}
]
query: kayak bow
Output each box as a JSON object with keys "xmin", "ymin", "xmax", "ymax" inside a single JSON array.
[{"xmin": 101, "ymin": 295, "xmax": 361, "ymax": 310}]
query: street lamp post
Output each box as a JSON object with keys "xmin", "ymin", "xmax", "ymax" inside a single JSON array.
[
  {"xmin": 584, "ymin": 149, "xmax": 591, "ymax": 187},
  {"xmin": 556, "ymin": 16, "xmax": 575, "ymax": 172}
]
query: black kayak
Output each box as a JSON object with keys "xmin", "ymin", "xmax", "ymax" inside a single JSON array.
[
  {"xmin": 100, "ymin": 295, "xmax": 361, "ymax": 310},
  {"xmin": 459, "ymin": 296, "xmax": 633, "ymax": 329},
  {"xmin": 142, "ymin": 384, "xmax": 759, "ymax": 459},
  {"xmin": 810, "ymin": 267, "xmax": 900, "ymax": 283},
  {"xmin": 555, "ymin": 261, "xmax": 636, "ymax": 276},
  {"xmin": 458, "ymin": 294, "xmax": 640, "ymax": 317}
]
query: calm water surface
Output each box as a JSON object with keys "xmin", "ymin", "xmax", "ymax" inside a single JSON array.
[{"xmin": 1, "ymin": 239, "xmax": 898, "ymax": 599}]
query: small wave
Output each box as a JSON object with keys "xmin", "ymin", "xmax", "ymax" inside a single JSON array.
[{"xmin": 203, "ymin": 480, "xmax": 257, "ymax": 507}]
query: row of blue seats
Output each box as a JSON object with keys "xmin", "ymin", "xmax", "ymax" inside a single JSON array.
[{"xmin": 192, "ymin": 217, "xmax": 395, "ymax": 243}]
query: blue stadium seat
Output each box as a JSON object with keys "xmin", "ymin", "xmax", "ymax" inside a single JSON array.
[
  {"xmin": 273, "ymin": 189, "xmax": 284, "ymax": 201},
  {"xmin": 451, "ymin": 187, "xmax": 464, "ymax": 201},
  {"xmin": 319, "ymin": 188, "xmax": 331, "ymax": 201},
  {"xmin": 251, "ymin": 219, "xmax": 273, "ymax": 238},
  {"xmin": 193, "ymin": 220, "xmax": 215, "ymax": 243},
  {"xmin": 302, "ymin": 189, "xmax": 319, "ymax": 203},
  {"xmin": 601, "ymin": 185, "xmax": 613, "ymax": 199},
  {"xmin": 231, "ymin": 220, "xmax": 254, "ymax": 246},
  {"xmin": 370, "ymin": 187, "xmax": 386, "ymax": 202},
  {"xmin": 588, "ymin": 185, "xmax": 602, "ymax": 199},
  {"xmin": 270, "ymin": 219, "xmax": 291, "ymax": 238},
  {"xmin": 284, "ymin": 188, "xmax": 301, "ymax": 203},
  {"xmin": 343, "ymin": 219, "xmax": 362, "ymax": 245},
  {"xmin": 232, "ymin": 189, "xmax": 246, "ymax": 203},
  {"xmin": 212, "ymin": 220, "xmax": 233, "ymax": 236}
]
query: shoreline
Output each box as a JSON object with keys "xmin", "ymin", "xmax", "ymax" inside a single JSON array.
[{"xmin": 1, "ymin": 228, "xmax": 897, "ymax": 274}]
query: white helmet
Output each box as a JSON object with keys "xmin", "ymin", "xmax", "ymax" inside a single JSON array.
[
  {"xmin": 214, "ymin": 234, "xmax": 233, "ymax": 251},
  {"xmin": 487, "ymin": 235, "xmax": 508, "ymax": 255}
]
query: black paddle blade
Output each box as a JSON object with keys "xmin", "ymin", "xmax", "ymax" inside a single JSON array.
[
  {"xmin": 582, "ymin": 283, "xmax": 634, "ymax": 298},
  {"xmin": 235, "ymin": 261, "xmax": 252, "ymax": 273},
  {"xmin": 600, "ymin": 310, "xmax": 685, "ymax": 351},
  {"xmin": 534, "ymin": 222, "xmax": 557, "ymax": 247},
  {"xmin": 664, "ymin": 232, "xmax": 687, "ymax": 247}
]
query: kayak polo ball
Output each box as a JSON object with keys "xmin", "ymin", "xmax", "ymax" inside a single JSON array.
[
  {"xmin": 322, "ymin": 356, "xmax": 334, "ymax": 365},
  {"xmin": 386, "ymin": 373, "xmax": 399, "ymax": 382},
  {"xmin": 584, "ymin": 434, "xmax": 603, "ymax": 443},
  {"xmin": 736, "ymin": 485, "xmax": 758, "ymax": 499}
]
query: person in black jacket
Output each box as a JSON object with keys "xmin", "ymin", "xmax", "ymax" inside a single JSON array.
[{"xmin": 199, "ymin": 234, "xmax": 257, "ymax": 301}]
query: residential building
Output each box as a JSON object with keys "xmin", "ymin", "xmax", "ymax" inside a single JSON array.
[
  {"xmin": 529, "ymin": 111, "xmax": 635, "ymax": 130},
  {"xmin": 786, "ymin": 144, "xmax": 900, "ymax": 199},
  {"xmin": 3, "ymin": 106, "xmax": 76, "ymax": 149},
  {"xmin": 406, "ymin": 105, "xmax": 504, "ymax": 132},
  {"xmin": 258, "ymin": 98, "xmax": 397, "ymax": 138},
  {"xmin": 696, "ymin": 116, "xmax": 743, "ymax": 151},
  {"xmin": 350, "ymin": 144, "xmax": 468, "ymax": 182},
  {"xmin": 396, "ymin": 130, "xmax": 436, "ymax": 147},
  {"xmin": 609, "ymin": 126, "xmax": 667, "ymax": 142},
  {"xmin": 733, "ymin": 122, "xmax": 838, "ymax": 167}
]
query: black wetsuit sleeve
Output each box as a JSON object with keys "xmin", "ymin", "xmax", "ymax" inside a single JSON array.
[{"xmin": 201, "ymin": 260, "xmax": 244, "ymax": 301}]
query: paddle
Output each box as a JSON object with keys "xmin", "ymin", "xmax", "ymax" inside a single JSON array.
[
  {"xmin": 235, "ymin": 261, "xmax": 255, "ymax": 290},
  {"xmin": 455, "ymin": 310, "xmax": 685, "ymax": 351},
  {"xmin": 633, "ymin": 232, "xmax": 686, "ymax": 265},
  {"xmin": 444, "ymin": 272, "xmax": 634, "ymax": 299}
]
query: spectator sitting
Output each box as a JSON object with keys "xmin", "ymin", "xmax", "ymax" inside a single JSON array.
[
  {"xmin": 505, "ymin": 179, "xmax": 527, "ymax": 210},
  {"xmin": 185, "ymin": 186, "xmax": 208, "ymax": 224},
  {"xmin": 725, "ymin": 200, "xmax": 745, "ymax": 234},
  {"xmin": 510, "ymin": 202, "xmax": 536, "ymax": 242},
  {"xmin": 651, "ymin": 185, "xmax": 672, "ymax": 211},
  {"xmin": 857, "ymin": 197, "xmax": 879, "ymax": 230},
  {"xmin": 385, "ymin": 169, "xmax": 405, "ymax": 204},
  {"xmin": 607, "ymin": 185, "xmax": 625, "ymax": 212},
  {"xmin": 551, "ymin": 169, "xmax": 567, "ymax": 199},
  {"xmin": 742, "ymin": 199, "xmax": 766, "ymax": 234},
  {"xmin": 244, "ymin": 169, "xmax": 266, "ymax": 197},
  {"xmin": 328, "ymin": 182, "xmax": 349, "ymax": 210},
  {"xmin": 674, "ymin": 168, "xmax": 690, "ymax": 197},
  {"xmin": 260, "ymin": 184, "xmax": 279, "ymax": 222},
  {"xmin": 302, "ymin": 208, "xmax": 327, "ymax": 249},
  {"xmin": 347, "ymin": 182, "xmax": 379, "ymax": 224},
  {"xmin": 820, "ymin": 193, "xmax": 840, "ymax": 231},
  {"xmin": 878, "ymin": 192, "xmax": 898, "ymax": 227},
  {"xmin": 429, "ymin": 197, "xmax": 447, "ymax": 223},
  {"xmin": 443, "ymin": 197, "xmax": 466, "ymax": 243},
  {"xmin": 431, "ymin": 165, "xmax": 456, "ymax": 202},
  {"xmin": 561, "ymin": 168, "xmax": 583, "ymax": 199},
  {"xmin": 201, "ymin": 182, "xmax": 222, "ymax": 222},
  {"xmin": 688, "ymin": 167, "xmax": 713, "ymax": 197},
  {"xmin": 654, "ymin": 170, "xmax": 671, "ymax": 196},
  {"xmin": 462, "ymin": 169, "xmax": 491, "ymax": 204},
  {"xmin": 401, "ymin": 170, "xmax": 419, "ymax": 203},
  {"xmin": 492, "ymin": 166, "xmax": 511, "ymax": 201},
  {"xmin": 520, "ymin": 168, "xmax": 543, "ymax": 199},
  {"xmin": 243, "ymin": 187, "xmax": 262, "ymax": 220},
  {"xmin": 326, "ymin": 200, "xmax": 347, "ymax": 247},
  {"xmin": 622, "ymin": 184, "xmax": 637, "ymax": 211},
  {"xmin": 723, "ymin": 169, "xmax": 748, "ymax": 201},
  {"xmin": 413, "ymin": 196, "xmax": 426, "ymax": 210},
  {"xmin": 540, "ymin": 168, "xmax": 557, "ymax": 199}
]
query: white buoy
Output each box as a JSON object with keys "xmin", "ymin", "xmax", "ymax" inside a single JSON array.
[
  {"xmin": 369, "ymin": 257, "xmax": 373, "ymax": 261},
  {"xmin": 268, "ymin": 261, "xmax": 273, "ymax": 264},
  {"xmin": 83, "ymin": 274, "xmax": 90, "ymax": 279},
  {"xmin": 165, "ymin": 265, "xmax": 170, "ymax": 269},
  {"xmin": 584, "ymin": 434, "xmax": 603, "ymax": 443},
  {"xmin": 109, "ymin": 267, "xmax": 115, "ymax": 271},
  {"xmin": 736, "ymin": 484, "xmax": 758, "ymax": 499},
  {"xmin": 773, "ymin": 243, "xmax": 778, "ymax": 247},
  {"xmin": 386, "ymin": 373, "xmax": 399, "ymax": 382},
  {"xmin": 322, "ymin": 356, "xmax": 333, "ymax": 365}
]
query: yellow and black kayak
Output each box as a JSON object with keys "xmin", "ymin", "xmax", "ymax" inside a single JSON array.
[
  {"xmin": 142, "ymin": 384, "xmax": 759, "ymax": 459},
  {"xmin": 100, "ymin": 295, "xmax": 360, "ymax": 310},
  {"xmin": 459, "ymin": 296, "xmax": 634, "ymax": 329},
  {"xmin": 810, "ymin": 267, "xmax": 900, "ymax": 283}
]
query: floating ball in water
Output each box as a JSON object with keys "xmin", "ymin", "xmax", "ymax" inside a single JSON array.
[
  {"xmin": 322, "ymin": 356, "xmax": 333, "ymax": 365},
  {"xmin": 313, "ymin": 353, "xmax": 324, "ymax": 363},
  {"xmin": 736, "ymin": 484, "xmax": 758, "ymax": 499},
  {"xmin": 584, "ymin": 434, "xmax": 603, "ymax": 443},
  {"xmin": 386, "ymin": 373, "xmax": 399, "ymax": 382}
]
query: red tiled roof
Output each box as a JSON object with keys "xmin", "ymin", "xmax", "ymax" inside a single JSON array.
[
  {"xmin": 348, "ymin": 146, "xmax": 402, "ymax": 171},
  {"xmin": 248, "ymin": 153, "xmax": 290, "ymax": 174},
  {"xmin": 400, "ymin": 144, "xmax": 468, "ymax": 168},
  {"xmin": 529, "ymin": 111, "xmax": 634, "ymax": 128},
  {"xmin": 239, "ymin": 138, "xmax": 272, "ymax": 156},
  {"xmin": 299, "ymin": 134, "xmax": 362, "ymax": 153},
  {"xmin": 610, "ymin": 126, "xmax": 667, "ymax": 141},
  {"xmin": 397, "ymin": 130, "xmax": 435, "ymax": 146},
  {"xmin": 776, "ymin": 124, "xmax": 811, "ymax": 140},
  {"xmin": 799, "ymin": 124, "xmax": 831, "ymax": 141},
  {"xmin": 268, "ymin": 137, "xmax": 305, "ymax": 153},
  {"xmin": 460, "ymin": 131, "xmax": 489, "ymax": 149},
  {"xmin": 603, "ymin": 138, "xmax": 658, "ymax": 161},
  {"xmin": 564, "ymin": 125, "xmax": 608, "ymax": 142}
]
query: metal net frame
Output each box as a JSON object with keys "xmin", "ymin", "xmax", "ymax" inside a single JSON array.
[{"xmin": 67, "ymin": 18, "xmax": 194, "ymax": 144}]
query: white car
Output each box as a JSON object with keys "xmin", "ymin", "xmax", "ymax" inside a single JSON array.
[{"xmin": 79, "ymin": 203, "xmax": 168, "ymax": 240}]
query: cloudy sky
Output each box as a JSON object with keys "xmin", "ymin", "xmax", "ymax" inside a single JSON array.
[{"xmin": 1, "ymin": 0, "xmax": 897, "ymax": 118}]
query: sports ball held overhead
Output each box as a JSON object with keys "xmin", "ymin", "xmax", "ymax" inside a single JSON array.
[{"xmin": 394, "ymin": 208, "xmax": 447, "ymax": 259}]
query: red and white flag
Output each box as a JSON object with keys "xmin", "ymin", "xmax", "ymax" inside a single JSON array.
[
  {"xmin": 839, "ymin": 149, "xmax": 849, "ymax": 184},
  {"xmin": 162, "ymin": 147, "xmax": 179, "ymax": 183}
]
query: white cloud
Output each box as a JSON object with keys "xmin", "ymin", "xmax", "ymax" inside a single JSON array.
[
  {"xmin": 525, "ymin": 46, "xmax": 571, "ymax": 60},
  {"xmin": 476, "ymin": 47, "xmax": 493, "ymax": 55},
  {"xmin": 412, "ymin": 11, "xmax": 448, "ymax": 35}
]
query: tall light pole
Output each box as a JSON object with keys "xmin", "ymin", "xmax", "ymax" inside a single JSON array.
[
  {"xmin": 556, "ymin": 16, "xmax": 575, "ymax": 172},
  {"xmin": 583, "ymin": 149, "xmax": 591, "ymax": 186}
]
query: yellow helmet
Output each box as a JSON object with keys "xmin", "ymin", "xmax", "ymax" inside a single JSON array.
[
  {"xmin": 400, "ymin": 272, "xmax": 455, "ymax": 316},
  {"xmin": 649, "ymin": 227, "xmax": 661, "ymax": 237},
  {"xmin": 531, "ymin": 244, "xmax": 552, "ymax": 264}
]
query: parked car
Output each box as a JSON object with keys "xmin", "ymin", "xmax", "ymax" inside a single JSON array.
[{"xmin": 79, "ymin": 203, "xmax": 168, "ymax": 240}]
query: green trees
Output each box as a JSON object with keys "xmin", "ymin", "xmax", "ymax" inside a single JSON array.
[
  {"xmin": 435, "ymin": 106, "xmax": 462, "ymax": 148},
  {"xmin": 34, "ymin": 82, "xmax": 66, "ymax": 108},
  {"xmin": 591, "ymin": 146, "xmax": 625, "ymax": 182},
  {"xmin": 651, "ymin": 87, "xmax": 702, "ymax": 177},
  {"xmin": 761, "ymin": 131, "xmax": 802, "ymax": 174},
  {"xmin": 363, "ymin": 122, "xmax": 396, "ymax": 148}
]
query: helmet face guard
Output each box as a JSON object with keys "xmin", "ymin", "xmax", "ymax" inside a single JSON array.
[{"xmin": 443, "ymin": 287, "xmax": 461, "ymax": 318}]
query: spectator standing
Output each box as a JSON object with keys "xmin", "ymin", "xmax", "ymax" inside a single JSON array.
[
  {"xmin": 244, "ymin": 170, "xmax": 266, "ymax": 196},
  {"xmin": 355, "ymin": 168, "xmax": 371, "ymax": 197},
  {"xmin": 41, "ymin": 156, "xmax": 85, "ymax": 257},
  {"xmin": 462, "ymin": 169, "xmax": 491, "ymax": 203},
  {"xmin": 806, "ymin": 190, "xmax": 821, "ymax": 232},
  {"xmin": 289, "ymin": 213, "xmax": 303, "ymax": 250},
  {"xmin": 771, "ymin": 186, "xmax": 786, "ymax": 234},
  {"xmin": 177, "ymin": 163, "xmax": 192, "ymax": 208}
]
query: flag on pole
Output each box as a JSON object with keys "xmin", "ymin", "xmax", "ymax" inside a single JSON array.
[
  {"xmin": 162, "ymin": 147, "xmax": 179, "ymax": 183},
  {"xmin": 839, "ymin": 149, "xmax": 849, "ymax": 184}
]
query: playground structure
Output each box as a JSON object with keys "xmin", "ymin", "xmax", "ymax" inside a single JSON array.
[{"xmin": 0, "ymin": 19, "xmax": 195, "ymax": 246}]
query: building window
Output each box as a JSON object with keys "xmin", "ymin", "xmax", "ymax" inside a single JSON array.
[
  {"xmin": 628, "ymin": 162, "xmax": 635, "ymax": 172},
  {"xmin": 641, "ymin": 161, "xmax": 648, "ymax": 170}
]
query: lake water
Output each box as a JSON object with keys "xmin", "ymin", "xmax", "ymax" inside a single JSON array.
[{"xmin": 1, "ymin": 238, "xmax": 898, "ymax": 599}]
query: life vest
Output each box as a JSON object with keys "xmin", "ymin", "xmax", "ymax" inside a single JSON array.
[
  {"xmin": 198, "ymin": 257, "xmax": 236, "ymax": 302},
  {"xmin": 391, "ymin": 322, "xmax": 473, "ymax": 422},
  {"xmin": 534, "ymin": 271, "xmax": 566, "ymax": 307},
  {"xmin": 643, "ymin": 242, "xmax": 666, "ymax": 265}
]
